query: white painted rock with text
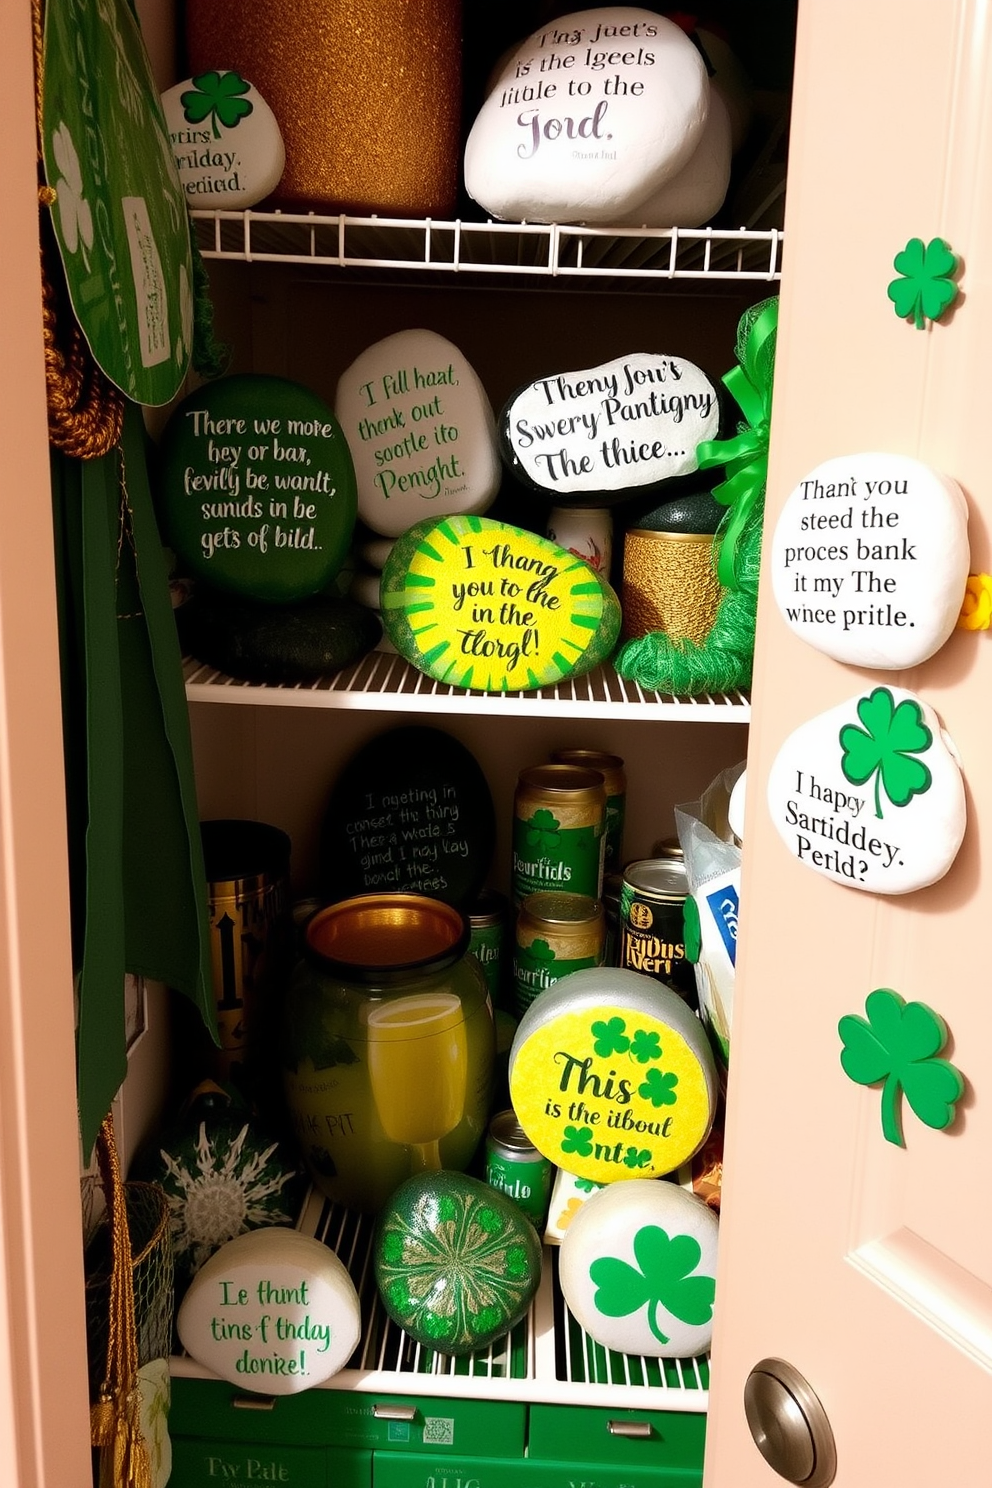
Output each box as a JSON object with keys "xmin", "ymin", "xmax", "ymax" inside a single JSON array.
[
  {"xmin": 464, "ymin": 8, "xmax": 709, "ymax": 224},
  {"xmin": 161, "ymin": 72, "xmax": 285, "ymax": 210},
  {"xmin": 335, "ymin": 329, "xmax": 500, "ymax": 538}
]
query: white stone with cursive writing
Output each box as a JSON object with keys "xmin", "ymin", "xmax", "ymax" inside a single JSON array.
[
  {"xmin": 767, "ymin": 687, "xmax": 966, "ymax": 895},
  {"xmin": 611, "ymin": 86, "xmax": 731, "ymax": 228},
  {"xmin": 176, "ymin": 1228, "xmax": 361, "ymax": 1393},
  {"xmin": 501, "ymin": 352, "xmax": 720, "ymax": 502},
  {"xmin": 335, "ymin": 329, "xmax": 501, "ymax": 538},
  {"xmin": 464, "ymin": 8, "xmax": 709, "ymax": 224},
  {"xmin": 771, "ymin": 452, "xmax": 970, "ymax": 668},
  {"xmin": 162, "ymin": 73, "xmax": 285, "ymax": 210}
]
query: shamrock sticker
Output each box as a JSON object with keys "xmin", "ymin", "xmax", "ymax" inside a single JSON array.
[
  {"xmin": 591, "ymin": 1016, "xmax": 630, "ymax": 1057},
  {"xmin": 887, "ymin": 237, "xmax": 959, "ymax": 330},
  {"xmin": 630, "ymin": 1028, "xmax": 663, "ymax": 1064},
  {"xmin": 639, "ymin": 1067, "xmax": 680, "ymax": 1108},
  {"xmin": 590, "ymin": 1224, "xmax": 716, "ymax": 1346},
  {"xmin": 525, "ymin": 807, "xmax": 561, "ymax": 851},
  {"xmin": 561, "ymin": 1125, "xmax": 594, "ymax": 1158},
  {"xmin": 181, "ymin": 71, "xmax": 254, "ymax": 140},
  {"xmin": 838, "ymin": 988, "xmax": 964, "ymax": 1146},
  {"xmin": 839, "ymin": 686, "xmax": 933, "ymax": 819}
]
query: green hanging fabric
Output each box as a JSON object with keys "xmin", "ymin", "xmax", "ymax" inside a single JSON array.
[{"xmin": 52, "ymin": 402, "xmax": 217, "ymax": 1156}]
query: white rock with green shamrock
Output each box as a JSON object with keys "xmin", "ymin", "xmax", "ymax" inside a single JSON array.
[
  {"xmin": 767, "ymin": 686, "xmax": 965, "ymax": 894},
  {"xmin": 559, "ymin": 1179, "xmax": 718, "ymax": 1357},
  {"xmin": 161, "ymin": 72, "xmax": 285, "ymax": 210}
]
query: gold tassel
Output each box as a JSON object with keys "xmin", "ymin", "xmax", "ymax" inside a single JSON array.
[{"xmin": 89, "ymin": 1116, "xmax": 153, "ymax": 1488}]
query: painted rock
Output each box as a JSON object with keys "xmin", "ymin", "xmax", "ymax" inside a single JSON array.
[
  {"xmin": 611, "ymin": 87, "xmax": 731, "ymax": 228},
  {"xmin": 176, "ymin": 1227, "xmax": 362, "ymax": 1392},
  {"xmin": 380, "ymin": 515, "xmax": 622, "ymax": 692},
  {"xmin": 177, "ymin": 589, "xmax": 381, "ymax": 682},
  {"xmin": 319, "ymin": 725, "xmax": 495, "ymax": 908},
  {"xmin": 509, "ymin": 967, "xmax": 718, "ymax": 1182},
  {"xmin": 558, "ymin": 1179, "xmax": 718, "ymax": 1357},
  {"xmin": 767, "ymin": 686, "xmax": 966, "ymax": 894},
  {"xmin": 374, "ymin": 1171, "xmax": 543, "ymax": 1355},
  {"xmin": 499, "ymin": 354, "xmax": 721, "ymax": 506},
  {"xmin": 464, "ymin": 8, "xmax": 709, "ymax": 225},
  {"xmin": 161, "ymin": 72, "xmax": 285, "ymax": 210},
  {"xmin": 335, "ymin": 330, "xmax": 500, "ymax": 538},
  {"xmin": 137, "ymin": 1086, "xmax": 304, "ymax": 1290},
  {"xmin": 157, "ymin": 375, "xmax": 357, "ymax": 602},
  {"xmin": 770, "ymin": 452, "xmax": 970, "ymax": 668}
]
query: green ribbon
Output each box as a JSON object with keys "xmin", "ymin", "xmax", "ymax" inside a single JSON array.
[{"xmin": 696, "ymin": 297, "xmax": 779, "ymax": 590}]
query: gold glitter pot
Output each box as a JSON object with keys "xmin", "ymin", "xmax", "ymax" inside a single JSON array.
[
  {"xmin": 621, "ymin": 529, "xmax": 723, "ymax": 646},
  {"xmin": 186, "ymin": 1, "xmax": 462, "ymax": 215}
]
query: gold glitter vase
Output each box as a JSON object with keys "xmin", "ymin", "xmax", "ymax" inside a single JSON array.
[
  {"xmin": 621, "ymin": 529, "xmax": 723, "ymax": 645},
  {"xmin": 186, "ymin": 0, "xmax": 462, "ymax": 215}
]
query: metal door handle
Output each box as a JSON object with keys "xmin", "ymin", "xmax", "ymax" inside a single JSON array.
[
  {"xmin": 607, "ymin": 1420, "xmax": 653, "ymax": 1438},
  {"xmin": 744, "ymin": 1358, "xmax": 836, "ymax": 1487}
]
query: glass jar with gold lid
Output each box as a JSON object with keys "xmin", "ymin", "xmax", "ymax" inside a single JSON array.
[{"xmin": 281, "ymin": 893, "xmax": 494, "ymax": 1213}]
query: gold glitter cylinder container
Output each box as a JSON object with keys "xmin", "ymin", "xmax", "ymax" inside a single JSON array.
[
  {"xmin": 621, "ymin": 529, "xmax": 723, "ymax": 645},
  {"xmin": 185, "ymin": 1, "xmax": 462, "ymax": 215}
]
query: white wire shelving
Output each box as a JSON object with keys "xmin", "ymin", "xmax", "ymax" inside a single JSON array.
[{"xmin": 191, "ymin": 209, "xmax": 782, "ymax": 285}]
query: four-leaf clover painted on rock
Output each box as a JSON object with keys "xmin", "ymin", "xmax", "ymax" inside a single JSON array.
[
  {"xmin": 181, "ymin": 71, "xmax": 254, "ymax": 139},
  {"xmin": 592, "ymin": 1016, "xmax": 630, "ymax": 1057},
  {"xmin": 838, "ymin": 988, "xmax": 964, "ymax": 1147},
  {"xmin": 630, "ymin": 1028, "xmax": 663, "ymax": 1063},
  {"xmin": 590, "ymin": 1224, "xmax": 716, "ymax": 1346},
  {"xmin": 839, "ymin": 686, "xmax": 933, "ymax": 820},
  {"xmin": 639, "ymin": 1067, "xmax": 680, "ymax": 1108},
  {"xmin": 887, "ymin": 237, "xmax": 959, "ymax": 329},
  {"xmin": 561, "ymin": 1125, "xmax": 594, "ymax": 1158}
]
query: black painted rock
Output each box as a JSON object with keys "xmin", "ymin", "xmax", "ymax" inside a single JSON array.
[
  {"xmin": 177, "ymin": 589, "xmax": 381, "ymax": 683},
  {"xmin": 319, "ymin": 725, "xmax": 496, "ymax": 908}
]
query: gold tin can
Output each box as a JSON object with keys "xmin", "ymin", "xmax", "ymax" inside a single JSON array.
[
  {"xmin": 619, "ymin": 857, "xmax": 696, "ymax": 1001},
  {"xmin": 511, "ymin": 764, "xmax": 607, "ymax": 908},
  {"xmin": 513, "ymin": 890, "xmax": 605, "ymax": 1017},
  {"xmin": 621, "ymin": 529, "xmax": 723, "ymax": 645},
  {"xmin": 201, "ymin": 819, "xmax": 293, "ymax": 1089},
  {"xmin": 550, "ymin": 749, "xmax": 626, "ymax": 875}
]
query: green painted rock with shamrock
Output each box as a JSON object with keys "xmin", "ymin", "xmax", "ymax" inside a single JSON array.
[
  {"xmin": 559, "ymin": 1179, "xmax": 718, "ymax": 1357},
  {"xmin": 374, "ymin": 1171, "xmax": 542, "ymax": 1356},
  {"xmin": 766, "ymin": 686, "xmax": 966, "ymax": 894}
]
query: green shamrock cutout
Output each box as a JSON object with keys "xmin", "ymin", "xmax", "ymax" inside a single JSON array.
[
  {"xmin": 630, "ymin": 1028, "xmax": 663, "ymax": 1064},
  {"xmin": 592, "ymin": 1016, "xmax": 630, "ymax": 1057},
  {"xmin": 838, "ymin": 988, "xmax": 964, "ymax": 1147},
  {"xmin": 839, "ymin": 687, "xmax": 932, "ymax": 820},
  {"xmin": 561, "ymin": 1125, "xmax": 594, "ymax": 1158},
  {"xmin": 525, "ymin": 807, "xmax": 561, "ymax": 851},
  {"xmin": 639, "ymin": 1067, "xmax": 679, "ymax": 1108},
  {"xmin": 887, "ymin": 237, "xmax": 959, "ymax": 329},
  {"xmin": 590, "ymin": 1224, "xmax": 716, "ymax": 1346},
  {"xmin": 181, "ymin": 71, "xmax": 254, "ymax": 140}
]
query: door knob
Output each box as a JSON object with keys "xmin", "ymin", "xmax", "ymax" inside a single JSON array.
[{"xmin": 744, "ymin": 1358, "xmax": 836, "ymax": 1487}]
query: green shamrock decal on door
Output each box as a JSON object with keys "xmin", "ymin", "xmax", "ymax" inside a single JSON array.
[
  {"xmin": 838, "ymin": 988, "xmax": 964, "ymax": 1147},
  {"xmin": 839, "ymin": 687, "xmax": 932, "ymax": 820},
  {"xmin": 887, "ymin": 237, "xmax": 959, "ymax": 329},
  {"xmin": 590, "ymin": 1224, "xmax": 716, "ymax": 1346},
  {"xmin": 181, "ymin": 71, "xmax": 254, "ymax": 140}
]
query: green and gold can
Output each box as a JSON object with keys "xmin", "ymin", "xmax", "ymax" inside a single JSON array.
[
  {"xmin": 467, "ymin": 889, "xmax": 508, "ymax": 1011},
  {"xmin": 513, "ymin": 890, "xmax": 606, "ymax": 1017},
  {"xmin": 485, "ymin": 1109, "xmax": 554, "ymax": 1227},
  {"xmin": 619, "ymin": 857, "xmax": 696, "ymax": 1001},
  {"xmin": 511, "ymin": 764, "xmax": 606, "ymax": 909},
  {"xmin": 550, "ymin": 749, "xmax": 626, "ymax": 875}
]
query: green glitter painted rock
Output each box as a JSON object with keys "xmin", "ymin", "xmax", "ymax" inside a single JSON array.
[{"xmin": 373, "ymin": 1171, "xmax": 542, "ymax": 1355}]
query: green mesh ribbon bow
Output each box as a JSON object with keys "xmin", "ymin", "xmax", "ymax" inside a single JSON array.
[{"xmin": 696, "ymin": 297, "xmax": 779, "ymax": 590}]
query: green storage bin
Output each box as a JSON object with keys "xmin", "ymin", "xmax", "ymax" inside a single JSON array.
[
  {"xmin": 170, "ymin": 1436, "xmax": 371, "ymax": 1488},
  {"xmin": 171, "ymin": 1377, "xmax": 527, "ymax": 1457},
  {"xmin": 372, "ymin": 1452, "xmax": 698, "ymax": 1488},
  {"xmin": 527, "ymin": 1403, "xmax": 705, "ymax": 1475}
]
